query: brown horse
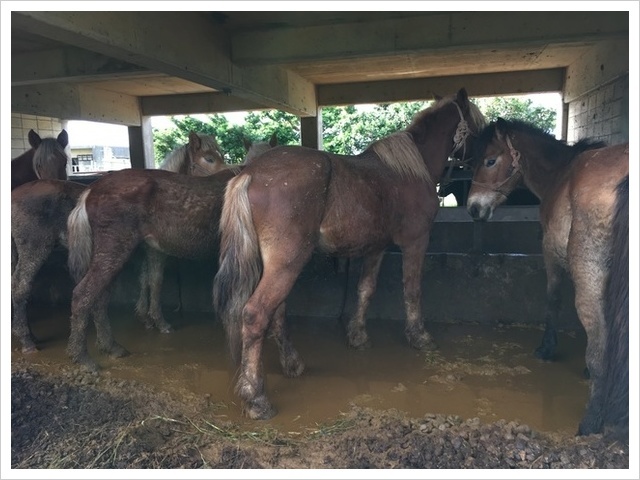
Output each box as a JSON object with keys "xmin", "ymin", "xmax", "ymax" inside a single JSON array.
[
  {"xmin": 11, "ymin": 132, "xmax": 225, "ymax": 353},
  {"xmin": 11, "ymin": 129, "xmax": 69, "ymax": 190},
  {"xmin": 466, "ymin": 118, "xmax": 629, "ymax": 436},
  {"xmin": 64, "ymin": 135, "xmax": 273, "ymax": 369},
  {"xmin": 212, "ymin": 88, "xmax": 487, "ymax": 419}
]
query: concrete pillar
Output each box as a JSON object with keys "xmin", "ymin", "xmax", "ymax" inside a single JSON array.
[
  {"xmin": 300, "ymin": 112, "xmax": 322, "ymax": 150},
  {"xmin": 127, "ymin": 117, "xmax": 156, "ymax": 169}
]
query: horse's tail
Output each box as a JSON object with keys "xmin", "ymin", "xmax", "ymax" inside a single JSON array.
[
  {"xmin": 212, "ymin": 174, "xmax": 262, "ymax": 364},
  {"xmin": 602, "ymin": 174, "xmax": 629, "ymax": 442},
  {"xmin": 67, "ymin": 189, "xmax": 93, "ymax": 283}
]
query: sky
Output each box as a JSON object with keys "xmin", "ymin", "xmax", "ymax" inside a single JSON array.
[{"xmin": 64, "ymin": 92, "xmax": 564, "ymax": 148}]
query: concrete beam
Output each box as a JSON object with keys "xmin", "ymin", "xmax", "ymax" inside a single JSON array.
[
  {"xmin": 11, "ymin": 46, "xmax": 149, "ymax": 86},
  {"xmin": 12, "ymin": 84, "xmax": 141, "ymax": 126},
  {"xmin": 141, "ymin": 92, "xmax": 264, "ymax": 116},
  {"xmin": 564, "ymin": 38, "xmax": 630, "ymax": 103},
  {"xmin": 318, "ymin": 69, "xmax": 565, "ymax": 106},
  {"xmin": 12, "ymin": 11, "xmax": 317, "ymax": 117},
  {"xmin": 232, "ymin": 11, "xmax": 628, "ymax": 65}
]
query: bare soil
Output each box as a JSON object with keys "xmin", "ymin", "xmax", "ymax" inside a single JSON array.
[{"xmin": 10, "ymin": 356, "xmax": 629, "ymax": 471}]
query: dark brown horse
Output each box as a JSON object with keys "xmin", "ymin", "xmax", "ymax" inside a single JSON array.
[
  {"xmin": 212, "ymin": 88, "xmax": 487, "ymax": 419},
  {"xmin": 11, "ymin": 129, "xmax": 69, "ymax": 190},
  {"xmin": 11, "ymin": 132, "xmax": 226, "ymax": 353},
  {"xmin": 63, "ymin": 135, "xmax": 273, "ymax": 369},
  {"xmin": 466, "ymin": 118, "xmax": 629, "ymax": 436}
]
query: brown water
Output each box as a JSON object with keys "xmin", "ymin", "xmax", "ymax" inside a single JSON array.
[{"xmin": 13, "ymin": 305, "xmax": 589, "ymax": 436}]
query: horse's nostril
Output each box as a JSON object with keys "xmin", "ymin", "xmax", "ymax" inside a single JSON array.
[{"xmin": 468, "ymin": 204, "xmax": 480, "ymax": 219}]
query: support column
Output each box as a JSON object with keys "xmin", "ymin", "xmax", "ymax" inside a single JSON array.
[
  {"xmin": 127, "ymin": 117, "xmax": 156, "ymax": 169},
  {"xmin": 300, "ymin": 111, "xmax": 322, "ymax": 150}
]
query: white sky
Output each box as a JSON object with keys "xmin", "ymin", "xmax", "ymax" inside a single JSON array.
[{"xmin": 64, "ymin": 93, "xmax": 563, "ymax": 148}]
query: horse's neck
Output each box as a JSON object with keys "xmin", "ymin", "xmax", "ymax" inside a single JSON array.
[
  {"xmin": 11, "ymin": 150, "xmax": 37, "ymax": 189},
  {"xmin": 419, "ymin": 117, "xmax": 460, "ymax": 182},
  {"xmin": 519, "ymin": 141, "xmax": 572, "ymax": 202}
]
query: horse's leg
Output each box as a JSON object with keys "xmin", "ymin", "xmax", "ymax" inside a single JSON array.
[
  {"xmin": 143, "ymin": 248, "xmax": 173, "ymax": 333},
  {"xmin": 92, "ymin": 288, "xmax": 129, "ymax": 358},
  {"xmin": 269, "ymin": 302, "xmax": 305, "ymax": 378},
  {"xmin": 11, "ymin": 240, "xmax": 54, "ymax": 353},
  {"xmin": 534, "ymin": 260, "xmax": 564, "ymax": 360},
  {"xmin": 68, "ymin": 237, "xmax": 139, "ymax": 370},
  {"xmin": 569, "ymin": 227, "xmax": 609, "ymax": 435},
  {"xmin": 238, "ymin": 258, "xmax": 309, "ymax": 420},
  {"xmin": 401, "ymin": 242, "xmax": 436, "ymax": 350},
  {"xmin": 134, "ymin": 251, "xmax": 152, "ymax": 329},
  {"xmin": 346, "ymin": 252, "xmax": 384, "ymax": 349}
]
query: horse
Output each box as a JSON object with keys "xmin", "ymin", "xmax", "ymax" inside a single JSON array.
[
  {"xmin": 11, "ymin": 129, "xmax": 70, "ymax": 190},
  {"xmin": 10, "ymin": 132, "xmax": 225, "ymax": 353},
  {"xmin": 466, "ymin": 118, "xmax": 629, "ymax": 436},
  {"xmin": 64, "ymin": 134, "xmax": 275, "ymax": 369},
  {"xmin": 601, "ymin": 176, "xmax": 629, "ymax": 443},
  {"xmin": 212, "ymin": 88, "xmax": 487, "ymax": 419}
]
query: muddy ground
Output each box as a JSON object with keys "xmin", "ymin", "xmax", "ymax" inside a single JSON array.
[{"xmin": 10, "ymin": 325, "xmax": 630, "ymax": 473}]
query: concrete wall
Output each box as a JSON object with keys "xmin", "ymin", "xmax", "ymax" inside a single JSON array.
[{"xmin": 29, "ymin": 206, "xmax": 580, "ymax": 331}]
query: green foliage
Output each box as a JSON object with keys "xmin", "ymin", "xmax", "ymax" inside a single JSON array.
[
  {"xmin": 152, "ymin": 96, "xmax": 557, "ymax": 163},
  {"xmin": 153, "ymin": 111, "xmax": 300, "ymax": 166},
  {"xmin": 477, "ymin": 97, "xmax": 557, "ymax": 133}
]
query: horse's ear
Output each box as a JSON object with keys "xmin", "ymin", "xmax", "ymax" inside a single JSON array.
[
  {"xmin": 269, "ymin": 132, "xmax": 278, "ymax": 147},
  {"xmin": 243, "ymin": 137, "xmax": 252, "ymax": 152},
  {"xmin": 188, "ymin": 131, "xmax": 202, "ymax": 150},
  {"xmin": 57, "ymin": 129, "xmax": 69, "ymax": 148},
  {"xmin": 495, "ymin": 118, "xmax": 508, "ymax": 140},
  {"xmin": 456, "ymin": 88, "xmax": 469, "ymax": 106},
  {"xmin": 28, "ymin": 129, "xmax": 42, "ymax": 149}
]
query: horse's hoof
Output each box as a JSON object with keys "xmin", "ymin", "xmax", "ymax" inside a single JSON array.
[
  {"xmin": 347, "ymin": 331, "xmax": 370, "ymax": 349},
  {"xmin": 577, "ymin": 418, "xmax": 602, "ymax": 437},
  {"xmin": 408, "ymin": 332, "xmax": 436, "ymax": 351},
  {"xmin": 21, "ymin": 343, "xmax": 38, "ymax": 354},
  {"xmin": 108, "ymin": 344, "xmax": 130, "ymax": 359},
  {"xmin": 283, "ymin": 358, "xmax": 305, "ymax": 378},
  {"xmin": 157, "ymin": 324, "xmax": 174, "ymax": 334},
  {"xmin": 245, "ymin": 396, "xmax": 277, "ymax": 420},
  {"xmin": 534, "ymin": 346, "xmax": 555, "ymax": 361},
  {"xmin": 71, "ymin": 354, "xmax": 100, "ymax": 373}
]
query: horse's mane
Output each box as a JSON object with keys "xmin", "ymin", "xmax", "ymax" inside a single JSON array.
[
  {"xmin": 369, "ymin": 132, "xmax": 432, "ymax": 183},
  {"xmin": 159, "ymin": 134, "xmax": 220, "ymax": 172},
  {"xmin": 473, "ymin": 118, "xmax": 606, "ymax": 166},
  {"xmin": 369, "ymin": 94, "xmax": 485, "ymax": 183},
  {"xmin": 32, "ymin": 137, "xmax": 68, "ymax": 177}
]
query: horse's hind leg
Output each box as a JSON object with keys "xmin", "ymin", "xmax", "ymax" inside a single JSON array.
[
  {"xmin": 535, "ymin": 261, "xmax": 564, "ymax": 360},
  {"xmin": 92, "ymin": 289, "xmax": 129, "ymax": 358},
  {"xmin": 68, "ymin": 238, "xmax": 139, "ymax": 370},
  {"xmin": 143, "ymin": 248, "xmax": 174, "ymax": 333},
  {"xmin": 346, "ymin": 252, "xmax": 384, "ymax": 349},
  {"xmin": 11, "ymin": 240, "xmax": 54, "ymax": 353},
  {"xmin": 401, "ymin": 243, "xmax": 435, "ymax": 350},
  {"xmin": 134, "ymin": 252, "xmax": 152, "ymax": 328},
  {"xmin": 269, "ymin": 302, "xmax": 305, "ymax": 378}
]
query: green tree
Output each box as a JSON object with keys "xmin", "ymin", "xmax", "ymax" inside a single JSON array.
[{"xmin": 477, "ymin": 97, "xmax": 556, "ymax": 133}]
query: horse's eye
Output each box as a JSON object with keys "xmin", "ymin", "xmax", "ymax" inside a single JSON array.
[
  {"xmin": 485, "ymin": 158, "xmax": 497, "ymax": 167},
  {"xmin": 205, "ymin": 156, "xmax": 215, "ymax": 163}
]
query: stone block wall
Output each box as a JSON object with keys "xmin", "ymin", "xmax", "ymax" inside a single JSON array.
[
  {"xmin": 566, "ymin": 74, "xmax": 629, "ymax": 146},
  {"xmin": 11, "ymin": 113, "xmax": 65, "ymax": 158}
]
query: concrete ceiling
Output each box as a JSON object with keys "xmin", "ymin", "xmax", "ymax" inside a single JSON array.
[{"xmin": 10, "ymin": 10, "xmax": 629, "ymax": 125}]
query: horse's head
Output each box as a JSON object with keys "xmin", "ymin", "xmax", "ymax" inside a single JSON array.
[
  {"xmin": 467, "ymin": 118, "xmax": 524, "ymax": 221},
  {"xmin": 449, "ymin": 88, "xmax": 488, "ymax": 163},
  {"xmin": 32, "ymin": 129, "xmax": 69, "ymax": 181},
  {"xmin": 187, "ymin": 131, "xmax": 227, "ymax": 176},
  {"xmin": 243, "ymin": 133, "xmax": 278, "ymax": 164}
]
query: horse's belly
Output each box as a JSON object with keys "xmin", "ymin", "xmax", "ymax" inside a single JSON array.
[{"xmin": 144, "ymin": 230, "xmax": 217, "ymax": 259}]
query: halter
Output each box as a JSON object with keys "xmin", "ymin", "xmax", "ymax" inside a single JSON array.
[
  {"xmin": 470, "ymin": 134, "xmax": 523, "ymax": 198},
  {"xmin": 439, "ymin": 101, "xmax": 475, "ymax": 195},
  {"xmin": 190, "ymin": 158, "xmax": 222, "ymax": 175}
]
